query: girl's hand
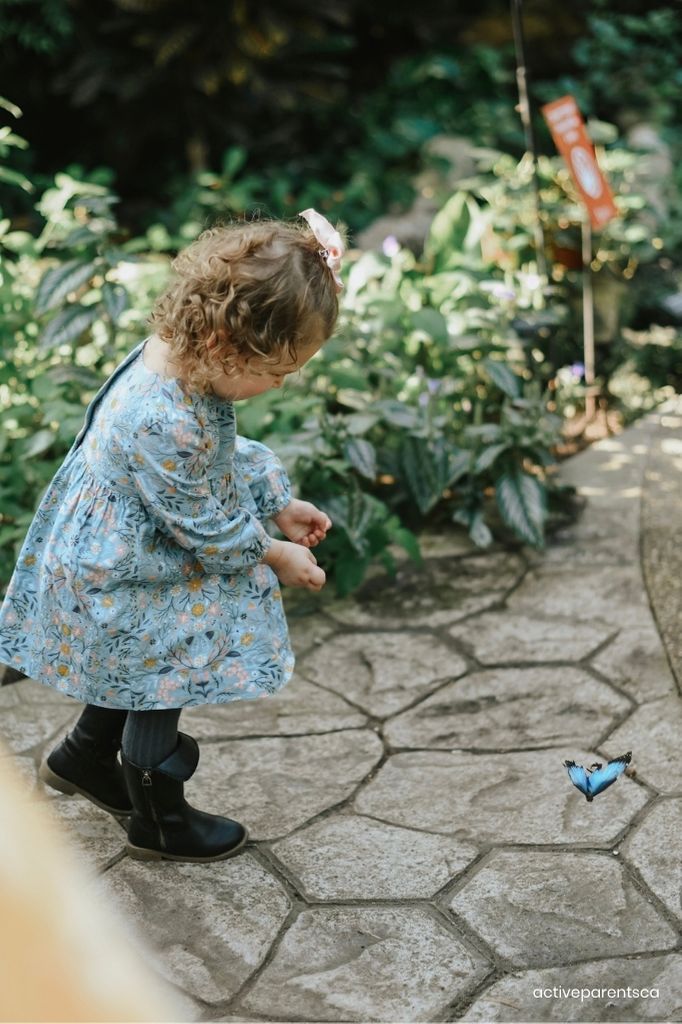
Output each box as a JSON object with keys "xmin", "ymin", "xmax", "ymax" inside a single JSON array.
[
  {"xmin": 272, "ymin": 499, "xmax": 332, "ymax": 548},
  {"xmin": 263, "ymin": 540, "xmax": 326, "ymax": 590}
]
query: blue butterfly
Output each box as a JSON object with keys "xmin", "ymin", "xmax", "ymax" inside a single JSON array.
[{"xmin": 563, "ymin": 751, "xmax": 632, "ymax": 801}]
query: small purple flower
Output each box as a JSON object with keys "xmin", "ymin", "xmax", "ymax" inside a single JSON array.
[
  {"xmin": 382, "ymin": 235, "xmax": 400, "ymax": 257},
  {"xmin": 426, "ymin": 377, "xmax": 441, "ymax": 395},
  {"xmin": 570, "ymin": 361, "xmax": 585, "ymax": 380},
  {"xmin": 418, "ymin": 392, "xmax": 430, "ymax": 408}
]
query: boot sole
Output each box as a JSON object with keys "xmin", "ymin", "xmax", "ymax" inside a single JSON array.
[
  {"xmin": 125, "ymin": 827, "xmax": 249, "ymax": 863},
  {"xmin": 38, "ymin": 759, "xmax": 132, "ymax": 818}
]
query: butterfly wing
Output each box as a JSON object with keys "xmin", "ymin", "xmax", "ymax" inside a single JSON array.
[
  {"xmin": 587, "ymin": 752, "xmax": 632, "ymax": 797},
  {"xmin": 564, "ymin": 760, "xmax": 590, "ymax": 798}
]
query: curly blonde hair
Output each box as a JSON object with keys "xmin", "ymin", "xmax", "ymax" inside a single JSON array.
[{"xmin": 149, "ymin": 218, "xmax": 342, "ymax": 396}]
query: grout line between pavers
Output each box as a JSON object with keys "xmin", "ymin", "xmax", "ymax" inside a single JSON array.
[
  {"xmin": 196, "ymin": 724, "xmax": 375, "ymax": 746},
  {"xmin": 224, "ymin": 903, "xmax": 308, "ymax": 1021},
  {"xmin": 445, "ymin": 945, "xmax": 682, "ymax": 1021},
  {"xmin": 615, "ymin": 852, "xmax": 682, "ymax": 936}
]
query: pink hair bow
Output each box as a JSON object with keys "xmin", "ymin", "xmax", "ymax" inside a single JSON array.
[{"xmin": 299, "ymin": 208, "xmax": 345, "ymax": 291}]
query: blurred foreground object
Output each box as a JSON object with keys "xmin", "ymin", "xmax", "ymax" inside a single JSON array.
[{"xmin": 0, "ymin": 738, "xmax": 190, "ymax": 1023}]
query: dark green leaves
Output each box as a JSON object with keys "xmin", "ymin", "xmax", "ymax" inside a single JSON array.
[
  {"xmin": 400, "ymin": 435, "xmax": 470, "ymax": 515},
  {"xmin": 35, "ymin": 259, "xmax": 100, "ymax": 315},
  {"xmin": 38, "ymin": 304, "xmax": 99, "ymax": 351},
  {"xmin": 343, "ymin": 437, "xmax": 377, "ymax": 480},
  {"xmin": 496, "ymin": 467, "xmax": 546, "ymax": 548},
  {"xmin": 482, "ymin": 357, "xmax": 522, "ymax": 399}
]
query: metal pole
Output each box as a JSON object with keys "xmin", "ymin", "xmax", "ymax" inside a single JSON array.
[
  {"xmin": 581, "ymin": 214, "xmax": 597, "ymax": 421},
  {"xmin": 510, "ymin": 0, "xmax": 547, "ymax": 279}
]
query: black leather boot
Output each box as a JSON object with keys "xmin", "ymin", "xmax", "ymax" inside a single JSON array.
[
  {"xmin": 122, "ymin": 731, "xmax": 248, "ymax": 863},
  {"xmin": 39, "ymin": 707, "xmax": 132, "ymax": 817}
]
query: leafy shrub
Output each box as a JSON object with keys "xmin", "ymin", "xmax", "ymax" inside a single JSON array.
[{"xmin": 0, "ymin": 102, "xmax": 673, "ymax": 597}]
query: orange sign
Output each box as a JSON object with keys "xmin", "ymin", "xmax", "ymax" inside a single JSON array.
[{"xmin": 541, "ymin": 95, "xmax": 618, "ymax": 230}]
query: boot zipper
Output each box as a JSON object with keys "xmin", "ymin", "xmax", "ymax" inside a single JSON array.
[{"xmin": 141, "ymin": 770, "xmax": 166, "ymax": 850}]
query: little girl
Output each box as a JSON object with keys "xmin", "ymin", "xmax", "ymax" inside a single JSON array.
[{"xmin": 0, "ymin": 209, "xmax": 344, "ymax": 863}]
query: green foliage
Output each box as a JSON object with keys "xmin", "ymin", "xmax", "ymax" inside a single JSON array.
[
  {"xmin": 572, "ymin": 7, "xmax": 682, "ymax": 123},
  {"xmin": 239, "ymin": 214, "xmax": 567, "ymax": 592},
  {"xmin": 0, "ymin": 145, "xmax": 570, "ymax": 595},
  {"xmin": 1, "ymin": 0, "xmax": 680, "ymax": 598}
]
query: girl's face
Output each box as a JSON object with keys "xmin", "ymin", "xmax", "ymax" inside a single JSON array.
[{"xmin": 206, "ymin": 330, "xmax": 326, "ymax": 401}]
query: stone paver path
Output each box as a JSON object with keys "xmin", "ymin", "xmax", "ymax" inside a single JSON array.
[{"xmin": 2, "ymin": 401, "xmax": 682, "ymax": 1022}]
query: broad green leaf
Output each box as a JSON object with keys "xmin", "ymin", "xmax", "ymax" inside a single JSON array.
[
  {"xmin": 411, "ymin": 307, "xmax": 448, "ymax": 343},
  {"xmin": 346, "ymin": 251, "xmax": 387, "ymax": 298},
  {"xmin": 495, "ymin": 467, "xmax": 546, "ymax": 547},
  {"xmin": 20, "ymin": 428, "xmax": 56, "ymax": 459},
  {"xmin": 474, "ymin": 442, "xmax": 510, "ymax": 473},
  {"xmin": 425, "ymin": 192, "xmax": 472, "ymax": 263},
  {"xmin": 389, "ymin": 524, "xmax": 423, "ymax": 563},
  {"xmin": 35, "ymin": 259, "xmax": 99, "ymax": 314},
  {"xmin": 335, "ymin": 555, "xmax": 371, "ymax": 597},
  {"xmin": 329, "ymin": 366, "xmax": 369, "ymax": 390},
  {"xmin": 101, "ymin": 282, "xmax": 129, "ymax": 321},
  {"xmin": 374, "ymin": 400, "xmax": 419, "ymax": 429},
  {"xmin": 222, "ymin": 146, "xmax": 247, "ymax": 179},
  {"xmin": 482, "ymin": 358, "xmax": 522, "ymax": 399},
  {"xmin": 400, "ymin": 436, "xmax": 469, "ymax": 515},
  {"xmin": 0, "ymin": 96, "xmax": 22, "ymax": 118},
  {"xmin": 318, "ymin": 489, "xmax": 378, "ymax": 556},
  {"xmin": 425, "ymin": 192, "xmax": 488, "ymax": 269},
  {"xmin": 63, "ymin": 226, "xmax": 98, "ymax": 248},
  {"xmin": 469, "ymin": 509, "xmax": 494, "ymax": 548},
  {"xmin": 344, "ymin": 412, "xmax": 381, "ymax": 436},
  {"xmin": 0, "ymin": 166, "xmax": 33, "ymax": 192},
  {"xmin": 464, "ymin": 423, "xmax": 504, "ymax": 443},
  {"xmin": 39, "ymin": 304, "xmax": 99, "ymax": 351},
  {"xmin": 343, "ymin": 438, "xmax": 377, "ymax": 480}
]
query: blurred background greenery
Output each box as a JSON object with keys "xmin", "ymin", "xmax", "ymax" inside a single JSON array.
[{"xmin": 1, "ymin": 0, "xmax": 682, "ymax": 595}]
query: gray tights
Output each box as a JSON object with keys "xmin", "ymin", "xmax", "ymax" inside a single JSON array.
[{"xmin": 73, "ymin": 703, "xmax": 183, "ymax": 766}]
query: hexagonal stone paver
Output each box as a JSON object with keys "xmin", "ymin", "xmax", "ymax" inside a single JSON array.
[
  {"xmin": 384, "ymin": 667, "xmax": 630, "ymax": 752},
  {"xmin": 98, "ymin": 854, "xmax": 291, "ymax": 1004},
  {"xmin": 461, "ymin": 952, "xmax": 682, "ymax": 1020},
  {"xmin": 42, "ymin": 796, "xmax": 127, "ymax": 874},
  {"xmin": 0, "ymin": 703, "xmax": 77, "ymax": 755},
  {"xmin": 623, "ymin": 799, "xmax": 682, "ymax": 924},
  {"xmin": 323, "ymin": 552, "xmax": 525, "ymax": 629},
  {"xmin": 182, "ymin": 678, "xmax": 367, "ymax": 739},
  {"xmin": 194, "ymin": 729, "xmax": 384, "ymax": 841},
  {"xmin": 448, "ymin": 613, "xmax": 613, "ymax": 665},
  {"xmin": 448, "ymin": 850, "xmax": 678, "ymax": 968},
  {"xmin": 239, "ymin": 905, "xmax": 491, "ymax": 1022},
  {"xmin": 7, "ymin": 754, "xmax": 42, "ymax": 789},
  {"xmin": 413, "ymin": 528, "xmax": 480, "ymax": 559},
  {"xmin": 300, "ymin": 631, "xmax": 467, "ymax": 718},
  {"xmin": 529, "ymin": 511, "xmax": 641, "ymax": 567},
  {"xmin": 606, "ymin": 696, "xmax": 682, "ymax": 794},
  {"xmin": 285, "ymin": 611, "xmax": 340, "ymax": 658},
  {"xmin": 355, "ymin": 750, "xmax": 648, "ymax": 845},
  {"xmin": 269, "ymin": 813, "xmax": 478, "ymax": 900},
  {"xmin": 592, "ymin": 624, "xmax": 677, "ymax": 703},
  {"xmin": 0, "ymin": 683, "xmax": 22, "ymax": 709},
  {"xmin": 507, "ymin": 566, "xmax": 653, "ymax": 628}
]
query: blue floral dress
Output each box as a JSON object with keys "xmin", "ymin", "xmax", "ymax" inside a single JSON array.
[{"xmin": 0, "ymin": 337, "xmax": 296, "ymax": 710}]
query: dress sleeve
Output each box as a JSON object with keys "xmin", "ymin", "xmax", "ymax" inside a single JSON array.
[
  {"xmin": 126, "ymin": 413, "xmax": 273, "ymax": 573},
  {"xmin": 233, "ymin": 435, "xmax": 293, "ymax": 520}
]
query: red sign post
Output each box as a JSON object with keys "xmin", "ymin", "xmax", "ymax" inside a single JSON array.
[
  {"xmin": 541, "ymin": 95, "xmax": 618, "ymax": 421},
  {"xmin": 541, "ymin": 95, "xmax": 618, "ymax": 230}
]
